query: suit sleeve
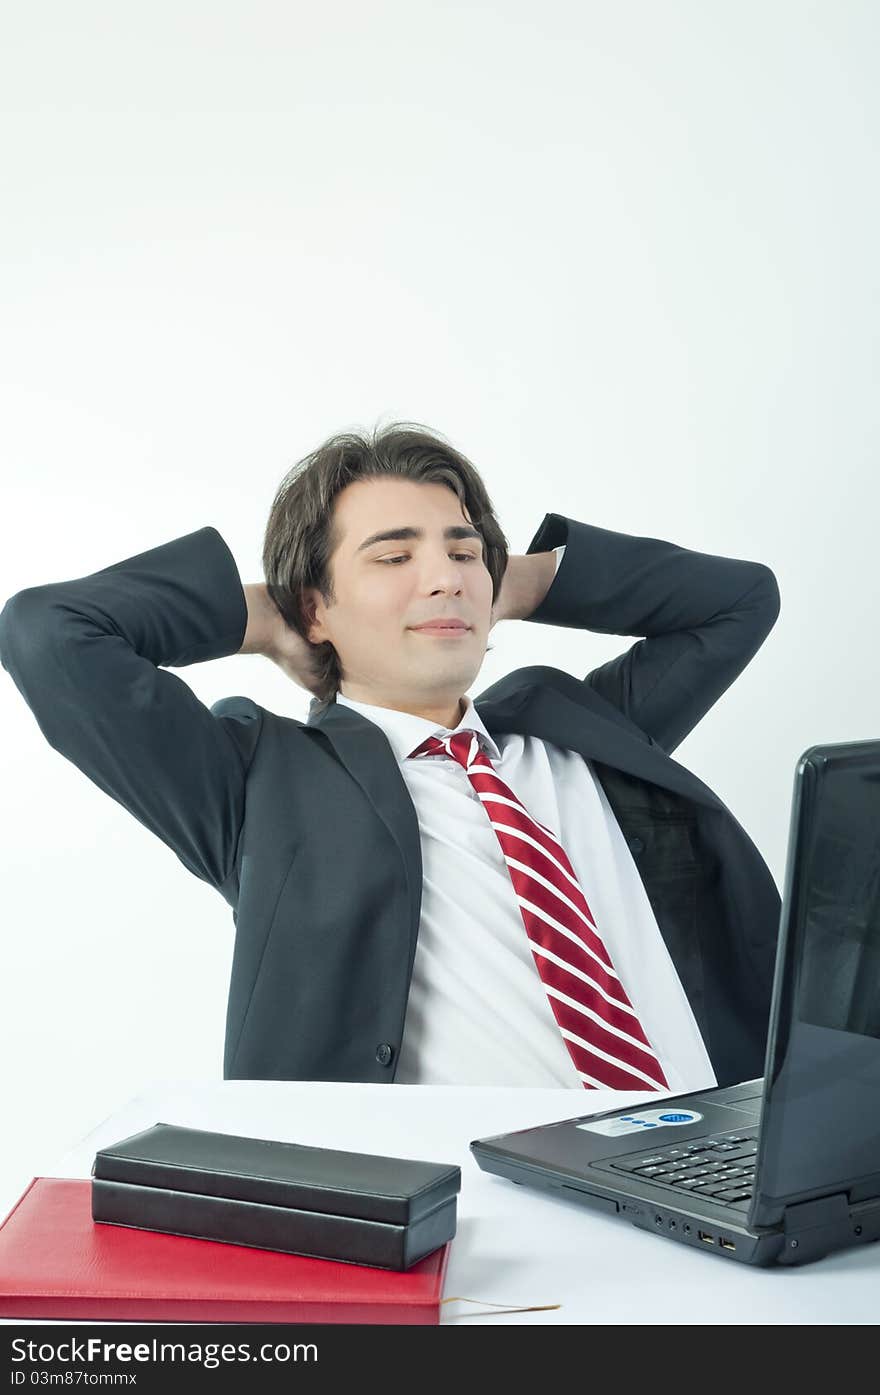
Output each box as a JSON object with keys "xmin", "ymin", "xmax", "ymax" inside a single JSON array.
[
  {"xmin": 0, "ymin": 526, "xmax": 251, "ymax": 891},
  {"xmin": 523, "ymin": 512, "xmax": 780, "ymax": 755}
]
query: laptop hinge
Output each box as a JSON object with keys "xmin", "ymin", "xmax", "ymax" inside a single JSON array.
[{"xmin": 778, "ymin": 1193, "xmax": 852, "ymax": 1265}]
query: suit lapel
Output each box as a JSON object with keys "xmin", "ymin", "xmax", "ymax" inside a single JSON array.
[
  {"xmin": 473, "ymin": 665, "xmax": 727, "ymax": 815},
  {"xmin": 306, "ymin": 700, "xmax": 425, "ymax": 935}
]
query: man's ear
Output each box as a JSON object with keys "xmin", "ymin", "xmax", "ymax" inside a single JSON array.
[{"xmin": 301, "ymin": 587, "xmax": 328, "ymax": 646}]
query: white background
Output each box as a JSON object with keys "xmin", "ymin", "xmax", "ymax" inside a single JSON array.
[{"xmin": 1, "ymin": 1, "xmax": 877, "ymax": 1213}]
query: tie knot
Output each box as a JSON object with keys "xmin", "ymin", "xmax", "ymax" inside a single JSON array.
[{"xmin": 409, "ymin": 730, "xmax": 485, "ymax": 770}]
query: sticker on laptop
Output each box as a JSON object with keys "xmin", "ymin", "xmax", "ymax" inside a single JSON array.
[{"xmin": 576, "ymin": 1108, "xmax": 704, "ymax": 1137}]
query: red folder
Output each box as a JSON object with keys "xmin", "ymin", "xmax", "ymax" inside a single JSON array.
[{"xmin": 0, "ymin": 1178, "xmax": 451, "ymax": 1324}]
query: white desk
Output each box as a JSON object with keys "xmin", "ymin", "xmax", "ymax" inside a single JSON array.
[{"xmin": 3, "ymin": 1080, "xmax": 878, "ymax": 1324}]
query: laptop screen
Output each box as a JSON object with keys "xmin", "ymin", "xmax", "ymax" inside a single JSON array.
[{"xmin": 755, "ymin": 740, "xmax": 880, "ymax": 1222}]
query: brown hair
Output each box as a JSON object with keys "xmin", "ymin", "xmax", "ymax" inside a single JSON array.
[{"xmin": 262, "ymin": 420, "xmax": 509, "ymax": 705}]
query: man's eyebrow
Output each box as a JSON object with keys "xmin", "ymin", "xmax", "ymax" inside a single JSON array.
[{"xmin": 355, "ymin": 525, "xmax": 483, "ymax": 553}]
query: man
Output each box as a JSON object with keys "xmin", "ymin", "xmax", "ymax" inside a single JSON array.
[{"xmin": 0, "ymin": 422, "xmax": 781, "ymax": 1093}]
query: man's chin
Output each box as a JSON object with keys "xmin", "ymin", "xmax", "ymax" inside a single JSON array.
[{"xmin": 397, "ymin": 636, "xmax": 488, "ymax": 686}]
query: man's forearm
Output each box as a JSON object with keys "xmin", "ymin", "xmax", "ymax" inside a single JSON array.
[
  {"xmin": 238, "ymin": 583, "xmax": 280, "ymax": 657},
  {"xmin": 521, "ymin": 515, "xmax": 779, "ymax": 638},
  {"xmin": 237, "ymin": 584, "xmax": 324, "ymax": 694},
  {"xmin": 495, "ymin": 551, "xmax": 558, "ymax": 623}
]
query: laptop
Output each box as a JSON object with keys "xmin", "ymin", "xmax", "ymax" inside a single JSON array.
[{"xmin": 471, "ymin": 739, "xmax": 880, "ymax": 1266}]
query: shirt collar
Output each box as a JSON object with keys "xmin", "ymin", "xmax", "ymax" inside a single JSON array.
[{"xmin": 332, "ymin": 690, "xmax": 502, "ymax": 763}]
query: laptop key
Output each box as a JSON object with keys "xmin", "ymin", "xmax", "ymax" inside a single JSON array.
[
  {"xmin": 711, "ymin": 1189, "xmax": 754, "ymax": 1203},
  {"xmin": 705, "ymin": 1146, "xmax": 756, "ymax": 1163}
]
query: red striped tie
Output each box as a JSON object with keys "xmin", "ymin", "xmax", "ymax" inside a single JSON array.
[{"xmin": 409, "ymin": 729, "xmax": 670, "ymax": 1092}]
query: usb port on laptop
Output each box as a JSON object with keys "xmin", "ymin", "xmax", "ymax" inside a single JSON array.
[
  {"xmin": 719, "ymin": 1238, "xmax": 736, "ymax": 1251},
  {"xmin": 698, "ymin": 1231, "xmax": 714, "ymax": 1244}
]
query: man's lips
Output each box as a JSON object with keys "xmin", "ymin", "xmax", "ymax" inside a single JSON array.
[{"xmin": 409, "ymin": 620, "xmax": 471, "ymax": 632}]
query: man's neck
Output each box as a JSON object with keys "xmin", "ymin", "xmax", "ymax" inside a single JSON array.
[{"xmin": 338, "ymin": 686, "xmax": 465, "ymax": 729}]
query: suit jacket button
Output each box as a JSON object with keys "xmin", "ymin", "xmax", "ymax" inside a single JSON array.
[
  {"xmin": 629, "ymin": 837, "xmax": 645, "ymax": 855},
  {"xmin": 375, "ymin": 1043, "xmax": 393, "ymax": 1066}
]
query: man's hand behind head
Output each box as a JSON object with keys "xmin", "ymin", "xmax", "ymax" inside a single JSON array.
[{"xmin": 239, "ymin": 583, "xmax": 323, "ymax": 696}]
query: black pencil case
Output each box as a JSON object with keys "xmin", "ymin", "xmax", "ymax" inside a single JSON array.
[{"xmin": 90, "ymin": 1122, "xmax": 461, "ymax": 1271}]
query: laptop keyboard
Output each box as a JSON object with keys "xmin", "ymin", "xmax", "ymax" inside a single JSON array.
[{"xmin": 605, "ymin": 1132, "xmax": 758, "ymax": 1207}]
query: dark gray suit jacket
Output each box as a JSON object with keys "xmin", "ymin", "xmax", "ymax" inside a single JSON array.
[{"xmin": 0, "ymin": 512, "xmax": 781, "ymax": 1089}]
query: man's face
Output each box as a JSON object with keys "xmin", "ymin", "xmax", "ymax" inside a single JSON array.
[{"xmin": 304, "ymin": 476, "xmax": 495, "ymax": 709}]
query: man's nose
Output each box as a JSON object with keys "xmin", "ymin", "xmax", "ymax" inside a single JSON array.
[
  {"xmin": 423, "ymin": 555, "xmax": 466, "ymax": 593},
  {"xmin": 427, "ymin": 569, "xmax": 464, "ymax": 595}
]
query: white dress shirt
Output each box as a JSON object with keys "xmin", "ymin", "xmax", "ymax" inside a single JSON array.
[{"xmin": 335, "ymin": 545, "xmax": 718, "ymax": 1093}]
